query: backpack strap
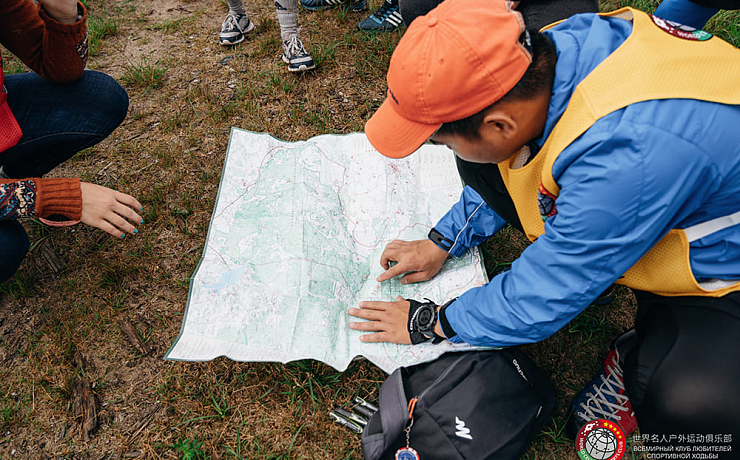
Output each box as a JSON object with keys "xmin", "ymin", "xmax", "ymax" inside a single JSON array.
[{"xmin": 360, "ymin": 367, "xmax": 409, "ymax": 460}]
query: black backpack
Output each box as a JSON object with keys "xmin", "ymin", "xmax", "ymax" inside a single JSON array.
[{"xmin": 361, "ymin": 349, "xmax": 557, "ymax": 460}]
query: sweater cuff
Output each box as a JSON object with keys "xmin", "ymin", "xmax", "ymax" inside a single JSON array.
[{"xmin": 34, "ymin": 178, "xmax": 82, "ymax": 221}]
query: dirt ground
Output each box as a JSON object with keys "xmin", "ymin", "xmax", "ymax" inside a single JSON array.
[{"xmin": 0, "ymin": 0, "xmax": 642, "ymax": 458}]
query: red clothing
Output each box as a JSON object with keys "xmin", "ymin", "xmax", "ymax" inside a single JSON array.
[
  {"xmin": 0, "ymin": 0, "xmax": 88, "ymax": 221},
  {"xmin": 0, "ymin": 0, "xmax": 88, "ymax": 81}
]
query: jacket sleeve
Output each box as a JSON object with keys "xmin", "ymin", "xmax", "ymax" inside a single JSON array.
[
  {"xmin": 0, "ymin": 0, "xmax": 88, "ymax": 81},
  {"xmin": 0, "ymin": 178, "xmax": 81, "ymax": 220},
  {"xmin": 429, "ymin": 185, "xmax": 508, "ymax": 257},
  {"xmin": 442, "ymin": 121, "xmax": 718, "ymax": 346}
]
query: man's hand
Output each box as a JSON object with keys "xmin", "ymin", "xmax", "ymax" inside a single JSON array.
[
  {"xmin": 80, "ymin": 182, "xmax": 143, "ymax": 238},
  {"xmin": 378, "ymin": 239, "xmax": 449, "ymax": 284},
  {"xmin": 39, "ymin": 0, "xmax": 80, "ymax": 24},
  {"xmin": 348, "ymin": 296, "xmax": 411, "ymax": 344}
]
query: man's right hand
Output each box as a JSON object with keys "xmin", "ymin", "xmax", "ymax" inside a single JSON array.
[{"xmin": 377, "ymin": 239, "xmax": 449, "ymax": 284}]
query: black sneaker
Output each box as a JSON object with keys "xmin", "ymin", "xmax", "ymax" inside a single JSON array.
[
  {"xmin": 567, "ymin": 329, "xmax": 639, "ymax": 439},
  {"xmin": 281, "ymin": 35, "xmax": 316, "ymax": 72},
  {"xmin": 219, "ymin": 13, "xmax": 255, "ymax": 46},
  {"xmin": 300, "ymin": 0, "xmax": 366, "ymax": 12},
  {"xmin": 358, "ymin": 0, "xmax": 402, "ymax": 31}
]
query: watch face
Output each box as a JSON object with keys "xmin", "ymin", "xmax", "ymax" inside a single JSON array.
[{"xmin": 417, "ymin": 305, "xmax": 435, "ymax": 330}]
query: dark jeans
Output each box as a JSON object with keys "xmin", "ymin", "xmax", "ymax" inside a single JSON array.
[
  {"xmin": 624, "ymin": 291, "xmax": 740, "ymax": 440},
  {"xmin": 399, "ymin": 0, "xmax": 599, "ymax": 29},
  {"xmin": 0, "ymin": 70, "xmax": 129, "ymax": 283}
]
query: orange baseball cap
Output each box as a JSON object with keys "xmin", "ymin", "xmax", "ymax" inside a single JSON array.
[{"xmin": 365, "ymin": 0, "xmax": 532, "ymax": 158}]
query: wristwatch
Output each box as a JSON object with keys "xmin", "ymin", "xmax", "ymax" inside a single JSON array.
[{"xmin": 407, "ymin": 299, "xmax": 445, "ymax": 344}]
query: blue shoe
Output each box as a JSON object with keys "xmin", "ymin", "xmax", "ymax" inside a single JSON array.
[
  {"xmin": 301, "ymin": 0, "xmax": 366, "ymax": 11},
  {"xmin": 358, "ymin": 0, "xmax": 402, "ymax": 31}
]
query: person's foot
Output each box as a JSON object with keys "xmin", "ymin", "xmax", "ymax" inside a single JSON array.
[
  {"xmin": 281, "ymin": 35, "xmax": 316, "ymax": 72},
  {"xmin": 357, "ymin": 0, "xmax": 402, "ymax": 31},
  {"xmin": 219, "ymin": 13, "xmax": 255, "ymax": 46},
  {"xmin": 300, "ymin": 0, "xmax": 366, "ymax": 12},
  {"xmin": 567, "ymin": 329, "xmax": 639, "ymax": 439}
]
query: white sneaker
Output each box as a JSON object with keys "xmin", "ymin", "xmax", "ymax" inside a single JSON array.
[
  {"xmin": 219, "ymin": 13, "xmax": 255, "ymax": 46},
  {"xmin": 281, "ymin": 35, "xmax": 316, "ymax": 72}
]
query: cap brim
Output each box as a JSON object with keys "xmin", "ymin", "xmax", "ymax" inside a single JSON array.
[{"xmin": 365, "ymin": 97, "xmax": 440, "ymax": 159}]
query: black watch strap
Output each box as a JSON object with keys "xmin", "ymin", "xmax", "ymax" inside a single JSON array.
[
  {"xmin": 407, "ymin": 298, "xmax": 443, "ymax": 344},
  {"xmin": 428, "ymin": 227, "xmax": 454, "ymax": 252},
  {"xmin": 438, "ymin": 298, "xmax": 457, "ymax": 339}
]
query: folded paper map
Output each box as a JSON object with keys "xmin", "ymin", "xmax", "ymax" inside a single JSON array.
[{"xmin": 166, "ymin": 129, "xmax": 488, "ymax": 373}]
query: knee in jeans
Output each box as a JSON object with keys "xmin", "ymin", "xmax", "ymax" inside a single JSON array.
[{"xmin": 82, "ymin": 70, "xmax": 130, "ymax": 126}]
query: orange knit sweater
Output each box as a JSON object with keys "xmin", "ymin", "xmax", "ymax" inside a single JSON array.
[{"xmin": 0, "ymin": 0, "xmax": 88, "ymax": 221}]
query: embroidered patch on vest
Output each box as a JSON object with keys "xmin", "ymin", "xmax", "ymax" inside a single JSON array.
[
  {"xmin": 650, "ymin": 15, "xmax": 713, "ymax": 41},
  {"xmin": 538, "ymin": 182, "xmax": 557, "ymax": 221}
]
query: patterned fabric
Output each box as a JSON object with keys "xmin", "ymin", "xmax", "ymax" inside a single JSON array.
[
  {"xmin": 0, "ymin": 180, "xmax": 36, "ymax": 219},
  {"xmin": 76, "ymin": 32, "xmax": 89, "ymax": 68}
]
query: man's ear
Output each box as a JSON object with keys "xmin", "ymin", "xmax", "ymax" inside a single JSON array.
[{"xmin": 482, "ymin": 110, "xmax": 518, "ymax": 139}]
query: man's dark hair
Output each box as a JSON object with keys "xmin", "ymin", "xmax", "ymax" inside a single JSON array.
[{"xmin": 435, "ymin": 31, "xmax": 557, "ymax": 140}]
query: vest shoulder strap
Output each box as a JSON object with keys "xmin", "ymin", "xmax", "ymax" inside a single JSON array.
[{"xmin": 540, "ymin": 8, "xmax": 740, "ymax": 196}]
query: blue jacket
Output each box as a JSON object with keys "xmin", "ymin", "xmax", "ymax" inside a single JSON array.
[{"xmin": 433, "ymin": 13, "xmax": 740, "ymax": 347}]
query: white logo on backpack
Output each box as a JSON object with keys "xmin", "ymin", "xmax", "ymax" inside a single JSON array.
[{"xmin": 455, "ymin": 417, "xmax": 473, "ymax": 440}]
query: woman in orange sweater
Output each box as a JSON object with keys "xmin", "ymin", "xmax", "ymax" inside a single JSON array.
[{"xmin": 0, "ymin": 0, "xmax": 142, "ymax": 283}]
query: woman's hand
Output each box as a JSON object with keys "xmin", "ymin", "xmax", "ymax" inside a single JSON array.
[
  {"xmin": 80, "ymin": 182, "xmax": 143, "ymax": 238},
  {"xmin": 39, "ymin": 0, "xmax": 80, "ymax": 24}
]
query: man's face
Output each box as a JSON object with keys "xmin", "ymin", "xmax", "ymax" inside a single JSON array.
[{"xmin": 428, "ymin": 130, "xmax": 522, "ymax": 165}]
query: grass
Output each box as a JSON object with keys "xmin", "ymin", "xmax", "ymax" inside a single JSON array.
[
  {"xmin": 120, "ymin": 60, "xmax": 168, "ymax": 89},
  {"xmin": 0, "ymin": 0, "xmax": 738, "ymax": 458}
]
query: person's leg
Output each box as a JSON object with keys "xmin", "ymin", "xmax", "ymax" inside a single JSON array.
[
  {"xmin": 398, "ymin": 0, "xmax": 440, "ymax": 26},
  {"xmin": 276, "ymin": 0, "xmax": 300, "ymax": 41},
  {"xmin": 519, "ymin": 0, "xmax": 598, "ymax": 30},
  {"xmin": 299, "ymin": 0, "xmax": 366, "ymax": 13},
  {"xmin": 220, "ymin": 0, "xmax": 255, "ymax": 46},
  {"xmin": 0, "ymin": 220, "xmax": 30, "ymax": 283},
  {"xmin": 623, "ymin": 291, "xmax": 740, "ymax": 440},
  {"xmin": 689, "ymin": 0, "xmax": 740, "ymax": 9},
  {"xmin": 654, "ymin": 0, "xmax": 718, "ymax": 29},
  {"xmin": 0, "ymin": 70, "xmax": 128, "ymax": 178},
  {"xmin": 400, "ymin": 0, "xmax": 598, "ymax": 28},
  {"xmin": 278, "ymin": 0, "xmax": 316, "ymax": 72}
]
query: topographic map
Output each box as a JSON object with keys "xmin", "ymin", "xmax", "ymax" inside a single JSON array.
[{"xmin": 166, "ymin": 129, "xmax": 488, "ymax": 373}]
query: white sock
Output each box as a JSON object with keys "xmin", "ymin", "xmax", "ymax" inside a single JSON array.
[
  {"xmin": 274, "ymin": 0, "xmax": 299, "ymax": 42},
  {"xmin": 227, "ymin": 0, "xmax": 247, "ymax": 16}
]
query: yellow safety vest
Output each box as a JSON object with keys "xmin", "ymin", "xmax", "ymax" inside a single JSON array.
[{"xmin": 498, "ymin": 8, "xmax": 740, "ymax": 297}]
